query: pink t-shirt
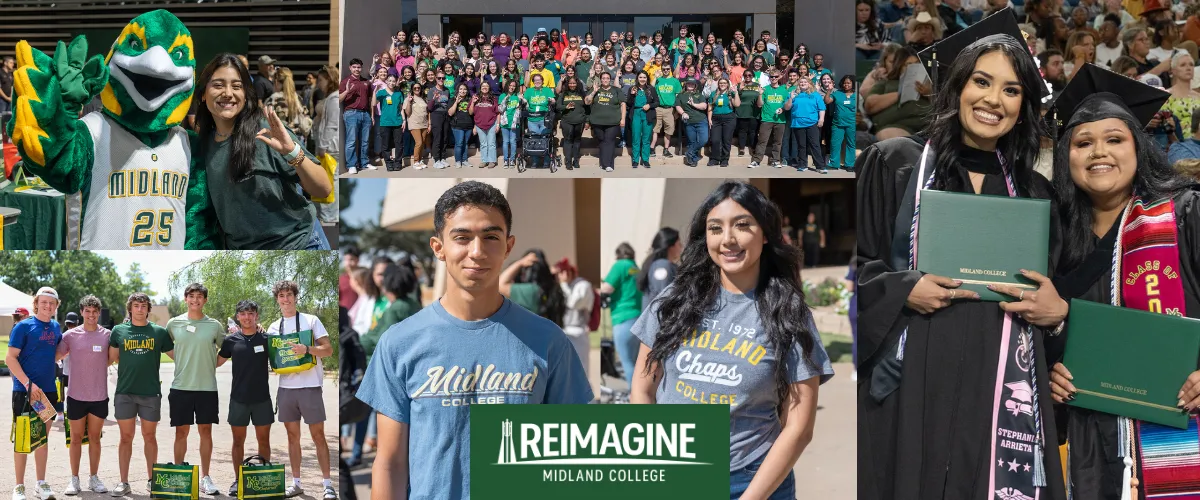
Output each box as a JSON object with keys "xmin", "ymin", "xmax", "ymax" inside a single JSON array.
[{"xmin": 56, "ymin": 325, "xmax": 112, "ymax": 402}]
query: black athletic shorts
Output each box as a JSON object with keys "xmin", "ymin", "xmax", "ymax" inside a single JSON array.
[
  {"xmin": 66, "ymin": 396, "xmax": 109, "ymax": 421},
  {"xmin": 168, "ymin": 389, "xmax": 219, "ymax": 427}
]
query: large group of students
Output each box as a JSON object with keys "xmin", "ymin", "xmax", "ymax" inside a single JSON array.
[
  {"xmin": 7, "ymin": 283, "xmax": 336, "ymax": 500},
  {"xmin": 340, "ymin": 27, "xmax": 857, "ymax": 173}
]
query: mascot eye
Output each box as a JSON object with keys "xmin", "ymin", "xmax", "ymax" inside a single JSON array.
[
  {"xmin": 173, "ymin": 49, "xmax": 185, "ymax": 60},
  {"xmin": 130, "ymin": 38, "xmax": 141, "ymax": 49}
]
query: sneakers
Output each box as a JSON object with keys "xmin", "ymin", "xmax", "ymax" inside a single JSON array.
[
  {"xmin": 603, "ymin": 166, "xmax": 614, "ymax": 172},
  {"xmin": 649, "ymin": 151, "xmax": 656, "ymax": 158},
  {"xmin": 323, "ymin": 484, "xmax": 337, "ymax": 500},
  {"xmin": 199, "ymin": 476, "xmax": 219, "ymax": 496},
  {"xmin": 228, "ymin": 482, "xmax": 239, "ymax": 497},
  {"xmin": 344, "ymin": 166, "xmax": 357, "ymax": 175},
  {"xmin": 748, "ymin": 161, "xmax": 760, "ymax": 168},
  {"xmin": 109, "ymin": 483, "xmax": 130, "ymax": 497},
  {"xmin": 88, "ymin": 477, "xmax": 107, "ymax": 494},
  {"xmin": 63, "ymin": 478, "xmax": 79, "ymax": 497},
  {"xmin": 145, "ymin": 482, "xmax": 151, "ymax": 495},
  {"xmin": 433, "ymin": 160, "xmax": 448, "ymax": 169},
  {"xmin": 413, "ymin": 161, "xmax": 426, "ymax": 170},
  {"xmin": 737, "ymin": 149, "xmax": 745, "ymax": 157},
  {"xmin": 663, "ymin": 150, "xmax": 674, "ymax": 158},
  {"xmin": 13, "ymin": 485, "xmax": 25, "ymax": 500},
  {"xmin": 285, "ymin": 484, "xmax": 304, "ymax": 498},
  {"xmin": 363, "ymin": 164, "xmax": 378, "ymax": 171},
  {"xmin": 771, "ymin": 161, "xmax": 782, "ymax": 168},
  {"xmin": 35, "ymin": 483, "xmax": 54, "ymax": 500},
  {"xmin": 641, "ymin": 161, "xmax": 651, "ymax": 168}
]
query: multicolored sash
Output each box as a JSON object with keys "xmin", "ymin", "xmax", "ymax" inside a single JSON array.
[
  {"xmin": 904, "ymin": 143, "xmax": 1048, "ymax": 500},
  {"xmin": 1111, "ymin": 198, "xmax": 1200, "ymax": 499}
]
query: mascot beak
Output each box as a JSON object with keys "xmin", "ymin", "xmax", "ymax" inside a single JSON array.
[{"xmin": 108, "ymin": 45, "xmax": 193, "ymax": 112}]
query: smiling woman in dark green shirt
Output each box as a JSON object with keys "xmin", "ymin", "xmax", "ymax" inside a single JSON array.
[
  {"xmin": 586, "ymin": 72, "xmax": 626, "ymax": 172},
  {"xmin": 195, "ymin": 55, "xmax": 333, "ymax": 250}
]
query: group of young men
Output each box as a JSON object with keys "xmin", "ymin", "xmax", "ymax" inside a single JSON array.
[{"xmin": 6, "ymin": 282, "xmax": 337, "ymax": 500}]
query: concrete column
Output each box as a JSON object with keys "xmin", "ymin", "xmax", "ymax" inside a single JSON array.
[
  {"xmin": 418, "ymin": 14, "xmax": 443, "ymax": 41},
  {"xmin": 331, "ymin": 0, "xmax": 342, "ymax": 66},
  {"xmin": 793, "ymin": 0, "xmax": 855, "ymax": 78},
  {"xmin": 751, "ymin": 13, "xmax": 776, "ymax": 40}
]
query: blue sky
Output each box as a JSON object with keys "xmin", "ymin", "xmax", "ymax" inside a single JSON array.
[
  {"xmin": 341, "ymin": 180, "xmax": 386, "ymax": 229},
  {"xmin": 97, "ymin": 251, "xmax": 213, "ymax": 299}
]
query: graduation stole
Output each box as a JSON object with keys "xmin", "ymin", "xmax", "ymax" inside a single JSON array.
[
  {"xmin": 1111, "ymin": 198, "xmax": 1199, "ymax": 499},
  {"xmin": 902, "ymin": 143, "xmax": 1049, "ymax": 499}
]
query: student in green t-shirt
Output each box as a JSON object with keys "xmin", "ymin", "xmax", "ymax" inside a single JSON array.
[
  {"xmin": 164, "ymin": 283, "xmax": 226, "ymax": 495},
  {"xmin": 627, "ymin": 71, "xmax": 659, "ymax": 168},
  {"xmin": 651, "ymin": 65, "xmax": 682, "ymax": 158},
  {"xmin": 586, "ymin": 72, "xmax": 626, "ymax": 172},
  {"xmin": 557, "ymin": 76, "xmax": 589, "ymax": 170},
  {"xmin": 708, "ymin": 77, "xmax": 741, "ymax": 167},
  {"xmin": 375, "ymin": 75, "xmax": 406, "ymax": 171},
  {"xmin": 675, "ymin": 79, "xmax": 709, "ymax": 167},
  {"xmin": 521, "ymin": 74, "xmax": 556, "ymax": 135},
  {"xmin": 574, "ymin": 49, "xmax": 594, "ymax": 90},
  {"xmin": 363, "ymin": 263, "xmax": 422, "ymax": 362},
  {"xmin": 500, "ymin": 251, "xmax": 567, "ymax": 325},
  {"xmin": 109, "ymin": 292, "xmax": 175, "ymax": 494},
  {"xmin": 498, "ymin": 79, "xmax": 523, "ymax": 168},
  {"xmin": 751, "ymin": 71, "xmax": 789, "ymax": 168},
  {"xmin": 828, "ymin": 74, "xmax": 858, "ymax": 171},
  {"xmin": 600, "ymin": 243, "xmax": 643, "ymax": 385},
  {"xmin": 735, "ymin": 70, "xmax": 763, "ymax": 158}
]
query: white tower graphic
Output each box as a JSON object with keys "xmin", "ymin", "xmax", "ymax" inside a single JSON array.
[{"xmin": 497, "ymin": 420, "xmax": 517, "ymax": 464}]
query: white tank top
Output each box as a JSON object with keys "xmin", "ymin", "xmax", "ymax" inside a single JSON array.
[{"xmin": 69, "ymin": 113, "xmax": 190, "ymax": 249}]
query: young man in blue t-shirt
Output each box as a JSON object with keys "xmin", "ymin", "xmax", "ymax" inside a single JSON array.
[
  {"xmin": 357, "ymin": 181, "xmax": 593, "ymax": 500},
  {"xmin": 8, "ymin": 287, "xmax": 64, "ymax": 500}
]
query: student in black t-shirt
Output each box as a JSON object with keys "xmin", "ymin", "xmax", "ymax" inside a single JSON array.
[{"xmin": 216, "ymin": 300, "xmax": 274, "ymax": 496}]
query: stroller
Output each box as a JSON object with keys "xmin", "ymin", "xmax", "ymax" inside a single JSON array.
[{"xmin": 516, "ymin": 102, "xmax": 560, "ymax": 174}]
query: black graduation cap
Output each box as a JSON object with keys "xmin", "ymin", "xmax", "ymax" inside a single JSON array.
[
  {"xmin": 918, "ymin": 8, "xmax": 1026, "ymax": 91},
  {"xmin": 1045, "ymin": 63, "xmax": 1170, "ymax": 139}
]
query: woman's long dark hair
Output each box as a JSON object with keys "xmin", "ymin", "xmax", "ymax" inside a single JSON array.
[
  {"xmin": 517, "ymin": 248, "xmax": 567, "ymax": 327},
  {"xmin": 919, "ymin": 35, "xmax": 1049, "ymax": 198},
  {"xmin": 637, "ymin": 227, "xmax": 680, "ymax": 293},
  {"xmin": 196, "ymin": 53, "xmax": 264, "ymax": 183},
  {"xmin": 644, "ymin": 182, "xmax": 816, "ymax": 413},
  {"xmin": 1053, "ymin": 111, "xmax": 1193, "ymax": 272}
]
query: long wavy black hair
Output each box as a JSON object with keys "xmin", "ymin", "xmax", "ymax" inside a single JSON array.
[
  {"xmin": 195, "ymin": 53, "xmax": 264, "ymax": 183},
  {"xmin": 644, "ymin": 182, "xmax": 816, "ymax": 413},
  {"xmin": 1052, "ymin": 107, "xmax": 1193, "ymax": 272},
  {"xmin": 517, "ymin": 248, "xmax": 567, "ymax": 327},
  {"xmin": 637, "ymin": 227, "xmax": 680, "ymax": 293},
  {"xmin": 919, "ymin": 34, "xmax": 1050, "ymax": 198}
]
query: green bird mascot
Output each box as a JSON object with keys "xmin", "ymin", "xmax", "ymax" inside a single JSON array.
[{"xmin": 7, "ymin": 9, "xmax": 220, "ymax": 249}]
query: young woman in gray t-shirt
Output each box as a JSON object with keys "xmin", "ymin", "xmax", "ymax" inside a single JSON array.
[{"xmin": 630, "ymin": 181, "xmax": 834, "ymax": 500}]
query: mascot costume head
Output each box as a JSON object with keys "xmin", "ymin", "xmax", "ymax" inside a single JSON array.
[{"xmin": 100, "ymin": 9, "xmax": 196, "ymax": 134}]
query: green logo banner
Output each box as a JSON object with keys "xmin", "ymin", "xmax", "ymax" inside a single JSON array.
[{"xmin": 470, "ymin": 405, "xmax": 730, "ymax": 499}]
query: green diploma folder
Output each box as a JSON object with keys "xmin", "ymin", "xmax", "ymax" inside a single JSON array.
[
  {"xmin": 916, "ymin": 190, "xmax": 1050, "ymax": 301},
  {"xmin": 1063, "ymin": 299, "xmax": 1200, "ymax": 429}
]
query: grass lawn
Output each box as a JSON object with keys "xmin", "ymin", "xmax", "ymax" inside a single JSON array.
[{"xmin": 588, "ymin": 313, "xmax": 854, "ymax": 363}]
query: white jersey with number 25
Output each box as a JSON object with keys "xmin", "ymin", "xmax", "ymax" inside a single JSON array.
[{"xmin": 69, "ymin": 112, "xmax": 190, "ymax": 249}]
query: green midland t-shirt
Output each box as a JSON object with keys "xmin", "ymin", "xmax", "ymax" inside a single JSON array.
[
  {"xmin": 574, "ymin": 61, "xmax": 593, "ymax": 88},
  {"xmin": 523, "ymin": 86, "xmax": 556, "ymax": 121},
  {"xmin": 509, "ymin": 282, "xmax": 543, "ymax": 316},
  {"xmin": 655, "ymin": 77, "xmax": 682, "ymax": 107},
  {"xmin": 709, "ymin": 90, "xmax": 736, "ymax": 115},
  {"xmin": 760, "ymin": 85, "xmax": 789, "ymax": 124},
  {"xmin": 204, "ymin": 122, "xmax": 318, "ymax": 250},
  {"xmin": 165, "ymin": 315, "xmax": 226, "ymax": 392},
  {"xmin": 588, "ymin": 86, "xmax": 625, "ymax": 126},
  {"xmin": 604, "ymin": 259, "xmax": 643, "ymax": 325},
  {"xmin": 678, "ymin": 91, "xmax": 706, "ymax": 125},
  {"xmin": 376, "ymin": 88, "xmax": 404, "ymax": 127},
  {"xmin": 500, "ymin": 93, "xmax": 521, "ymax": 130},
  {"xmin": 558, "ymin": 92, "xmax": 587, "ymax": 125},
  {"xmin": 110, "ymin": 322, "xmax": 174, "ymax": 397},
  {"xmin": 736, "ymin": 84, "xmax": 762, "ymax": 119}
]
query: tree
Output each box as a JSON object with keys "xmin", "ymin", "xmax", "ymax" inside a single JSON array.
[
  {"xmin": 170, "ymin": 251, "xmax": 340, "ymax": 370},
  {"xmin": 166, "ymin": 296, "xmax": 187, "ymax": 317},
  {"xmin": 339, "ymin": 178, "xmax": 356, "ymax": 212},
  {"xmin": 123, "ymin": 262, "xmax": 156, "ymax": 300},
  {"xmin": 0, "ymin": 251, "xmax": 131, "ymax": 321}
]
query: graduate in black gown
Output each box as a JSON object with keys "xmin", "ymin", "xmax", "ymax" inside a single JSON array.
[
  {"xmin": 1046, "ymin": 64, "xmax": 1200, "ymax": 500},
  {"xmin": 857, "ymin": 11, "xmax": 1069, "ymax": 500}
]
